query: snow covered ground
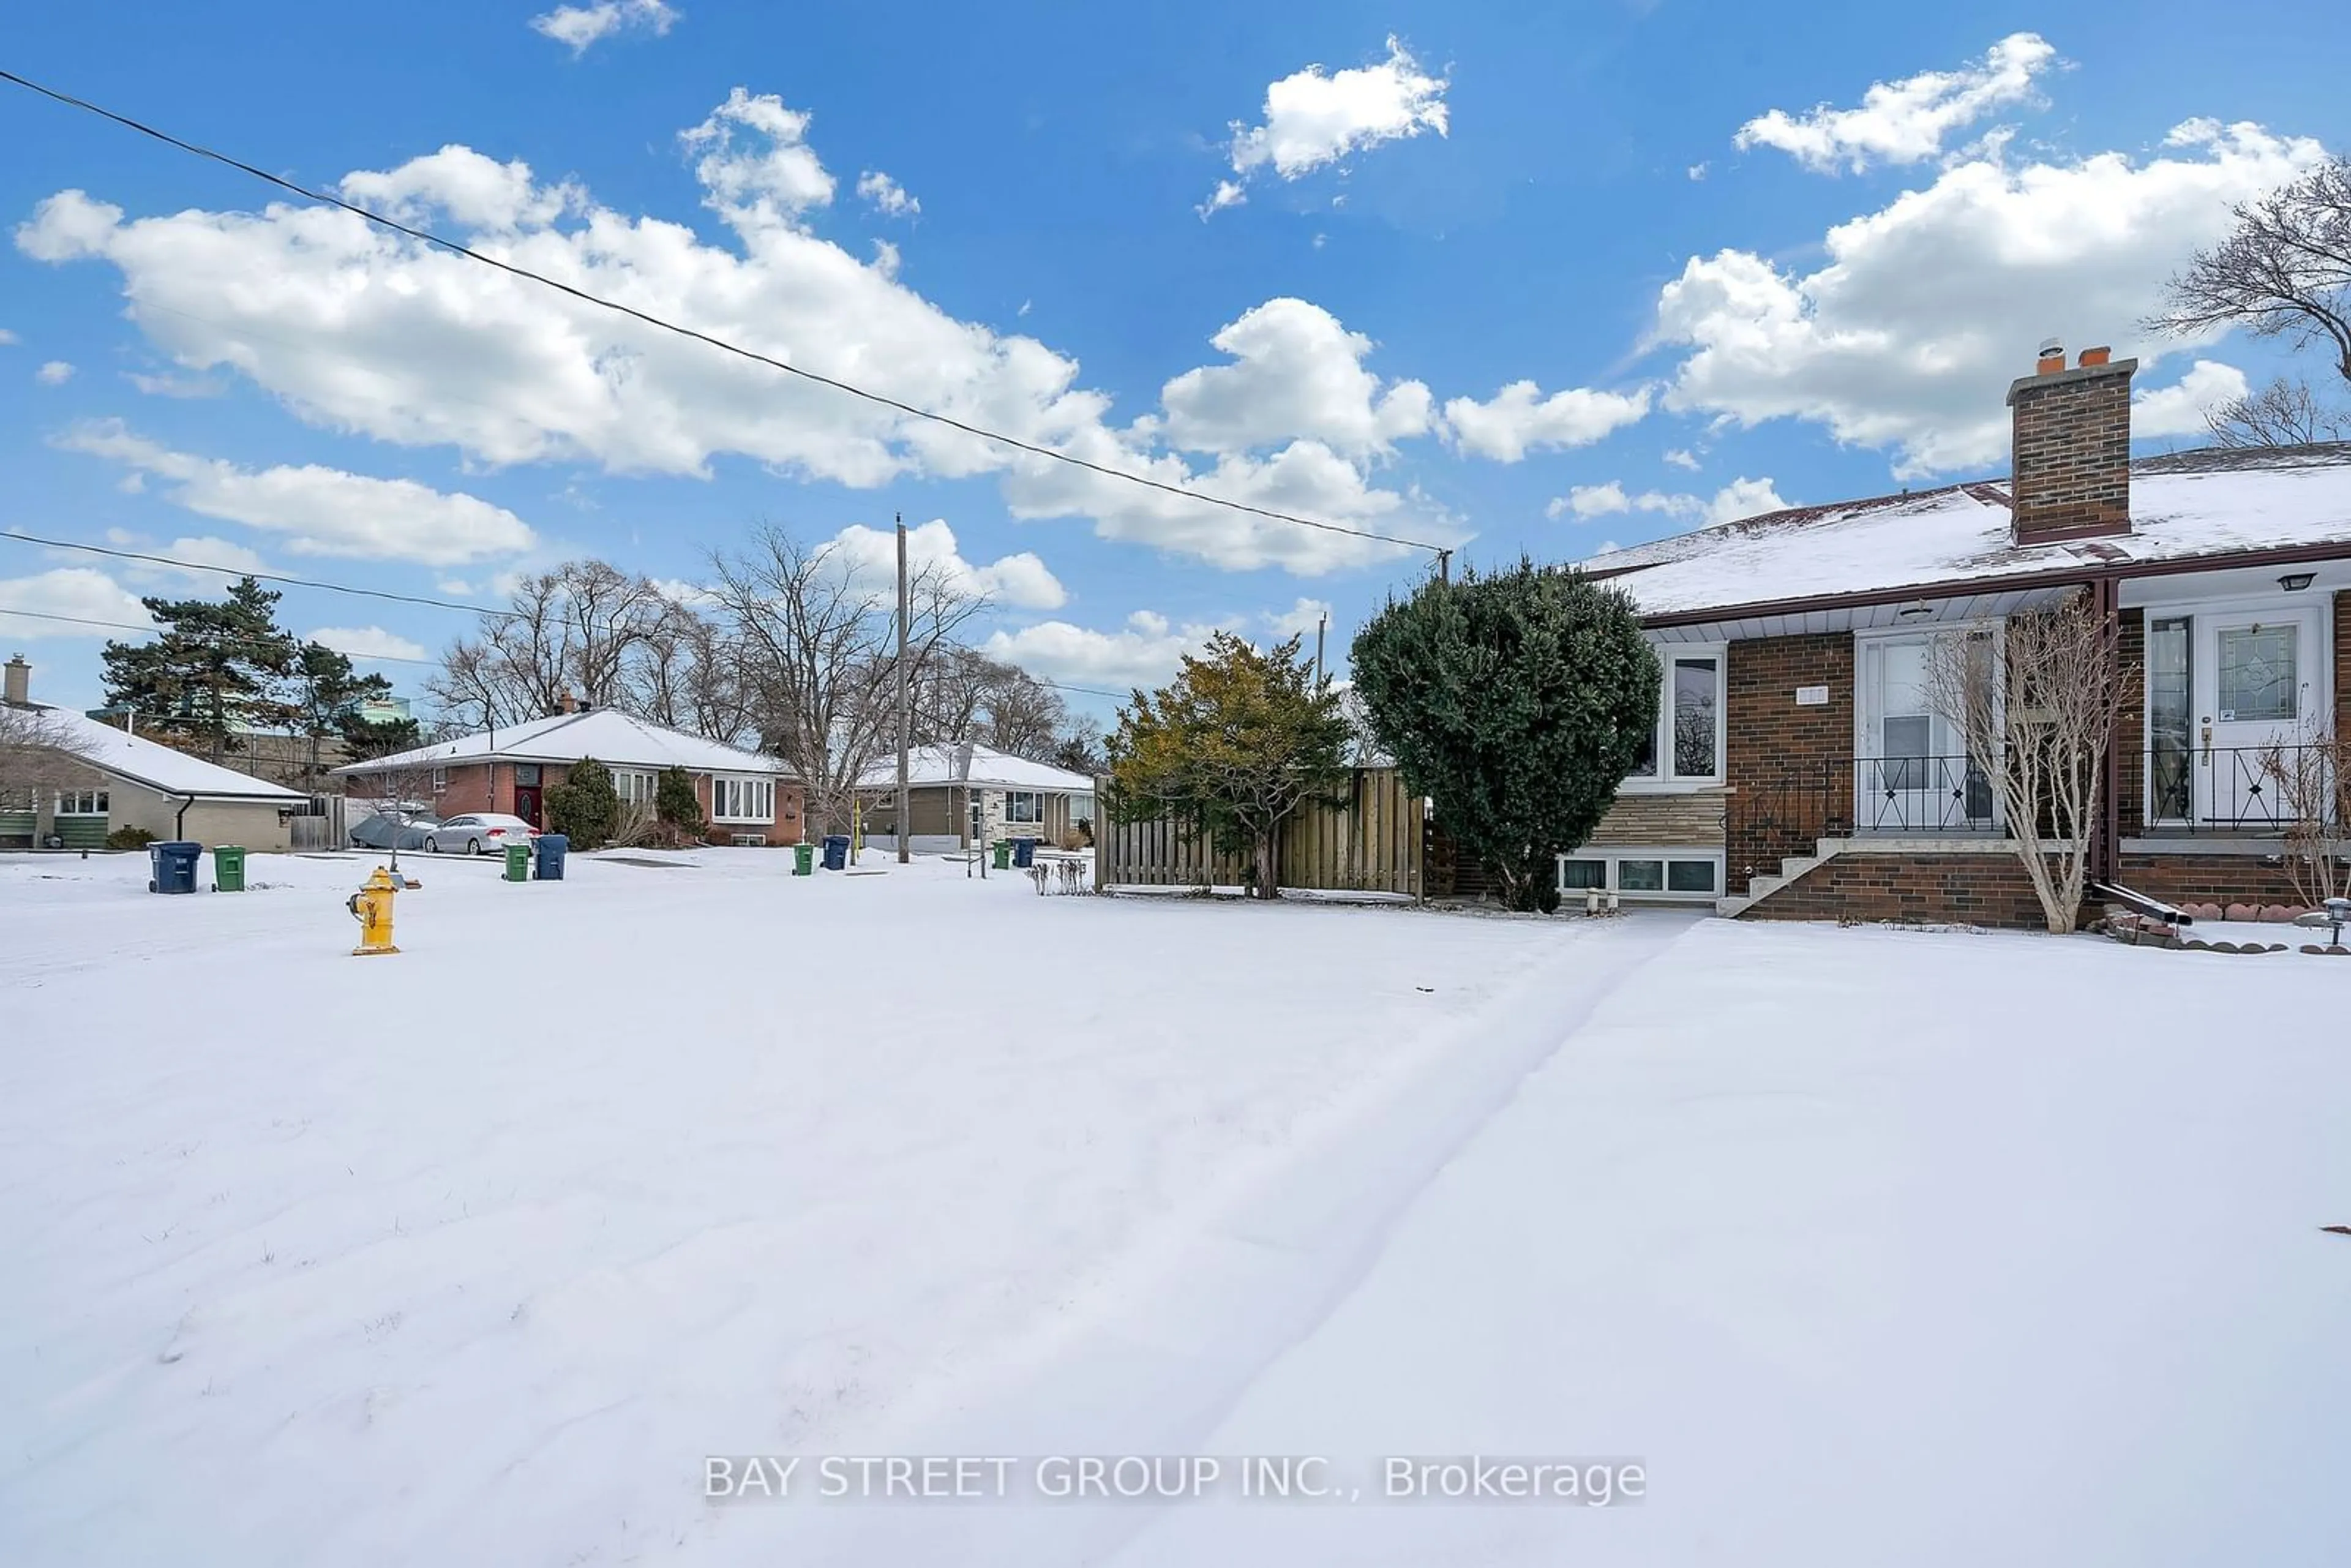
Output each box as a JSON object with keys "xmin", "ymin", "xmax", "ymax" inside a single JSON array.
[{"xmin": 4, "ymin": 852, "xmax": 2344, "ymax": 1566}]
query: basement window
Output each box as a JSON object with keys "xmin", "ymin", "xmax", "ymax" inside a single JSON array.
[{"xmin": 1555, "ymin": 847, "xmax": 1722, "ymax": 902}]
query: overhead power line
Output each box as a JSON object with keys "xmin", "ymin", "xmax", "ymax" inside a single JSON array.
[
  {"xmin": 0, "ymin": 533, "xmax": 1135, "ymax": 700},
  {"xmin": 0, "ymin": 67, "xmax": 1451, "ymax": 561}
]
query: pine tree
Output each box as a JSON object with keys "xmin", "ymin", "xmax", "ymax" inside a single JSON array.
[
  {"xmin": 1351, "ymin": 560, "xmax": 1659, "ymax": 913},
  {"xmin": 100, "ymin": 578, "xmax": 298, "ymax": 764},
  {"xmin": 1106, "ymin": 632, "xmax": 1349, "ymax": 900}
]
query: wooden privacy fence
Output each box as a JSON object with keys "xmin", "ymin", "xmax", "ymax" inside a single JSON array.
[{"xmin": 1092, "ymin": 767, "xmax": 1427, "ymax": 896}]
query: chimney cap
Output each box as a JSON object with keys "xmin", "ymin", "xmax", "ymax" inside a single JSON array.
[
  {"xmin": 2038, "ymin": 336, "xmax": 2063, "ymax": 358},
  {"xmin": 2077, "ymin": 345, "xmax": 2112, "ymax": 367}
]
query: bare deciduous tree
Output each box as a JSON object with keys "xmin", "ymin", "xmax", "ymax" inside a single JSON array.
[
  {"xmin": 0, "ymin": 705, "xmax": 103, "ymax": 812},
  {"xmin": 1929, "ymin": 593, "xmax": 2129, "ymax": 934},
  {"xmin": 2203, "ymin": 375, "xmax": 2351, "ymax": 449},
  {"xmin": 424, "ymin": 561, "xmax": 672, "ymax": 729},
  {"xmin": 624, "ymin": 598, "xmax": 758, "ymax": 748},
  {"xmin": 2151, "ymin": 155, "xmax": 2351, "ymax": 385},
  {"xmin": 708, "ymin": 526, "xmax": 984, "ymax": 835},
  {"xmin": 2254, "ymin": 724, "xmax": 2350, "ymax": 907},
  {"xmin": 906, "ymin": 647, "xmax": 1068, "ymax": 760}
]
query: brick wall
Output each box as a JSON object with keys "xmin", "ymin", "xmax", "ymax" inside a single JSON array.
[
  {"xmin": 2004, "ymin": 358, "xmax": 2134, "ymax": 544},
  {"xmin": 2115, "ymin": 852, "xmax": 2309, "ymax": 907},
  {"xmin": 1584, "ymin": 789, "xmax": 1727, "ymax": 850},
  {"xmin": 2115, "ymin": 607, "xmax": 2147, "ymax": 836},
  {"xmin": 2337, "ymin": 590, "xmax": 2351, "ymax": 729},
  {"xmin": 1725, "ymin": 632, "xmax": 1854, "ymax": 893},
  {"xmin": 1736, "ymin": 850, "xmax": 2057, "ymax": 929}
]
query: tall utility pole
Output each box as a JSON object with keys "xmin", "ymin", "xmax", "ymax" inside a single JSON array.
[
  {"xmin": 894, "ymin": 513, "xmax": 912, "ymax": 865},
  {"xmin": 1314, "ymin": 611, "xmax": 1327, "ymax": 689}
]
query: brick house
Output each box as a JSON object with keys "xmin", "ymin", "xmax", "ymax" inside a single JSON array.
[
  {"xmin": 1571, "ymin": 342, "xmax": 2351, "ymax": 926},
  {"xmin": 332, "ymin": 708, "xmax": 804, "ymax": 846}
]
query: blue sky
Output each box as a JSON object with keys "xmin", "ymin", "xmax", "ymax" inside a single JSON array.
[{"xmin": 2, "ymin": 1, "xmax": 2344, "ymax": 719}]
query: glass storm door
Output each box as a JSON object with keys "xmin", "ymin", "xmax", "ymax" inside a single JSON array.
[
  {"xmin": 2147, "ymin": 617, "xmax": 2194, "ymax": 824},
  {"xmin": 1860, "ymin": 638, "xmax": 1970, "ymax": 831},
  {"xmin": 2201, "ymin": 612, "xmax": 2316, "ymax": 827}
]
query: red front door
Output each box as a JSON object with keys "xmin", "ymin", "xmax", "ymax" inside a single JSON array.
[{"xmin": 514, "ymin": 786, "xmax": 542, "ymax": 826}]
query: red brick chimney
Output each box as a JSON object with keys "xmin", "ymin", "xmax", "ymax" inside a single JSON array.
[
  {"xmin": 557, "ymin": 691, "xmax": 577, "ymax": 715},
  {"xmin": 2004, "ymin": 339, "xmax": 2135, "ymax": 546}
]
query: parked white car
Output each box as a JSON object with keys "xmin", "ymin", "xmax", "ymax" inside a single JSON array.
[{"xmin": 420, "ymin": 814, "xmax": 542, "ymax": 856}]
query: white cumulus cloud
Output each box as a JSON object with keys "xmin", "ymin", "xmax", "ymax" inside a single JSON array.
[
  {"xmin": 1207, "ymin": 36, "xmax": 1447, "ymax": 214},
  {"xmin": 1158, "ymin": 298, "xmax": 1433, "ymax": 458},
  {"xmin": 823, "ymin": 518, "xmax": 1067, "ymax": 611},
  {"xmin": 1545, "ymin": 478, "xmax": 1787, "ymax": 526},
  {"xmin": 13, "ymin": 91, "xmax": 1484, "ymax": 576},
  {"xmin": 2131, "ymin": 359, "xmax": 2251, "ymax": 438},
  {"xmin": 855, "ymin": 170, "xmax": 920, "ymax": 219},
  {"xmin": 1734, "ymin": 32, "xmax": 2059, "ymax": 174},
  {"xmin": 982, "ymin": 610, "xmax": 1223, "ymax": 692},
  {"xmin": 56, "ymin": 422, "xmax": 538, "ymax": 566},
  {"xmin": 1655, "ymin": 118, "xmax": 2328, "ymax": 477},
  {"xmin": 1443, "ymin": 381, "xmax": 1652, "ymax": 463},
  {"xmin": 530, "ymin": 0, "xmax": 678, "ymax": 54},
  {"xmin": 35, "ymin": 360, "xmax": 73, "ymax": 385},
  {"xmin": 0, "ymin": 567, "xmax": 156, "ymax": 640},
  {"xmin": 309, "ymin": 626, "xmax": 430, "ymax": 662}
]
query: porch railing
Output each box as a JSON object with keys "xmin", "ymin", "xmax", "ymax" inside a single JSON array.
[
  {"xmin": 1732, "ymin": 754, "xmax": 2001, "ymax": 848},
  {"xmin": 1730, "ymin": 743, "xmax": 2334, "ymax": 852},
  {"xmin": 2139, "ymin": 742, "xmax": 2334, "ymax": 834}
]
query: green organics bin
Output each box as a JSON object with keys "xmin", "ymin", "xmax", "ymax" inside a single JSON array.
[
  {"xmin": 991, "ymin": 839, "xmax": 1012, "ymax": 871},
  {"xmin": 793, "ymin": 842, "xmax": 815, "ymax": 876},
  {"xmin": 211, "ymin": 845, "xmax": 247, "ymax": 893},
  {"xmin": 504, "ymin": 841, "xmax": 533, "ymax": 882}
]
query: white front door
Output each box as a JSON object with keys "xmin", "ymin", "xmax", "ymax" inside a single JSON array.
[
  {"xmin": 1857, "ymin": 636, "xmax": 1993, "ymax": 833},
  {"xmin": 2199, "ymin": 609, "xmax": 2319, "ymax": 827}
]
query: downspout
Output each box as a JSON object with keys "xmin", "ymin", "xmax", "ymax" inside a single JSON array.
[
  {"xmin": 173, "ymin": 793, "xmax": 193, "ymax": 839},
  {"xmin": 2097, "ymin": 576, "xmax": 2122, "ymax": 885}
]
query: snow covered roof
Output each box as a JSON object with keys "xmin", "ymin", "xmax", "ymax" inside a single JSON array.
[
  {"xmin": 333, "ymin": 709, "xmax": 791, "ymax": 778},
  {"xmin": 858, "ymin": 742, "xmax": 1093, "ymax": 793},
  {"xmin": 1584, "ymin": 443, "xmax": 2351, "ymax": 621},
  {"xmin": 32, "ymin": 707, "xmax": 307, "ymax": 801}
]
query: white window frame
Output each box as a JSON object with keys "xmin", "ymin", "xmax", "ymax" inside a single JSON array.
[
  {"xmin": 431, "ymin": 767, "xmax": 448, "ymax": 793},
  {"xmin": 1556, "ymin": 846, "xmax": 1723, "ymax": 902},
  {"xmin": 1003, "ymin": 790, "xmax": 1043, "ymax": 825},
  {"xmin": 1619, "ymin": 642, "xmax": 1727, "ymax": 793},
  {"xmin": 710, "ymin": 775, "xmax": 775, "ymax": 824},
  {"xmin": 55, "ymin": 788, "xmax": 111, "ymax": 816},
  {"xmin": 613, "ymin": 769, "xmax": 657, "ymax": 806}
]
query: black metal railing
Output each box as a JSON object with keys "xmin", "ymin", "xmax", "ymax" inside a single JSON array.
[
  {"xmin": 1730, "ymin": 744, "xmax": 2336, "ymax": 854},
  {"xmin": 1731, "ymin": 754, "xmax": 2002, "ymax": 849},
  {"xmin": 2139, "ymin": 742, "xmax": 2334, "ymax": 834}
]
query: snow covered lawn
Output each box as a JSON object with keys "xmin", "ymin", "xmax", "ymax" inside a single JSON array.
[
  {"xmin": 0, "ymin": 847, "xmax": 1624, "ymax": 1565},
  {"xmin": 4, "ymin": 856, "xmax": 2344, "ymax": 1566}
]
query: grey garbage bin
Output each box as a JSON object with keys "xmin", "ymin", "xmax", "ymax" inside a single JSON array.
[{"xmin": 148, "ymin": 840, "xmax": 203, "ymax": 895}]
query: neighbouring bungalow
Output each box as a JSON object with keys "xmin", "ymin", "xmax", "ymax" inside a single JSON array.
[
  {"xmin": 332, "ymin": 705, "xmax": 805, "ymax": 846},
  {"xmin": 859, "ymin": 742, "xmax": 1096, "ymax": 853},
  {"xmin": 1572, "ymin": 341, "xmax": 2351, "ymax": 927},
  {"xmin": 1, "ymin": 655, "xmax": 310, "ymax": 850}
]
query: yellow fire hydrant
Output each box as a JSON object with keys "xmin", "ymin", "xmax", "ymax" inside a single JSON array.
[{"xmin": 347, "ymin": 866, "xmax": 401, "ymax": 956}]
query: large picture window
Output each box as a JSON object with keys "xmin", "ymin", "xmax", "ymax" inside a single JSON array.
[
  {"xmin": 710, "ymin": 776, "xmax": 774, "ymax": 823},
  {"xmin": 55, "ymin": 789, "xmax": 109, "ymax": 815},
  {"xmin": 614, "ymin": 770, "xmax": 658, "ymax": 806},
  {"xmin": 1003, "ymin": 790, "xmax": 1043, "ymax": 824},
  {"xmin": 1626, "ymin": 648, "xmax": 1724, "ymax": 786}
]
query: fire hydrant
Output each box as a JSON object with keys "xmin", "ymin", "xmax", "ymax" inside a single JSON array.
[{"xmin": 347, "ymin": 866, "xmax": 401, "ymax": 956}]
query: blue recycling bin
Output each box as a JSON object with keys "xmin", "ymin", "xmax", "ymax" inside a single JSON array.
[
  {"xmin": 147, "ymin": 839, "xmax": 203, "ymax": 895},
  {"xmin": 820, "ymin": 833, "xmax": 850, "ymax": 871},
  {"xmin": 1011, "ymin": 837, "xmax": 1038, "ymax": 868},
  {"xmin": 534, "ymin": 833, "xmax": 569, "ymax": 881}
]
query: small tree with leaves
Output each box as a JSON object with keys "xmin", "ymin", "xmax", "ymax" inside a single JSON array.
[
  {"xmin": 1106, "ymin": 632, "xmax": 1350, "ymax": 900},
  {"xmin": 544, "ymin": 756, "xmax": 620, "ymax": 850},
  {"xmin": 1351, "ymin": 560, "xmax": 1659, "ymax": 913},
  {"xmin": 1927, "ymin": 592, "xmax": 2129, "ymax": 934}
]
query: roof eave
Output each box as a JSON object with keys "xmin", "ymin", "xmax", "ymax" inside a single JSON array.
[{"xmin": 1637, "ymin": 537, "xmax": 2351, "ymax": 629}]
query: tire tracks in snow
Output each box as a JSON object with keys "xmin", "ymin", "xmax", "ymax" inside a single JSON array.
[{"xmin": 784, "ymin": 913, "xmax": 1697, "ymax": 1567}]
